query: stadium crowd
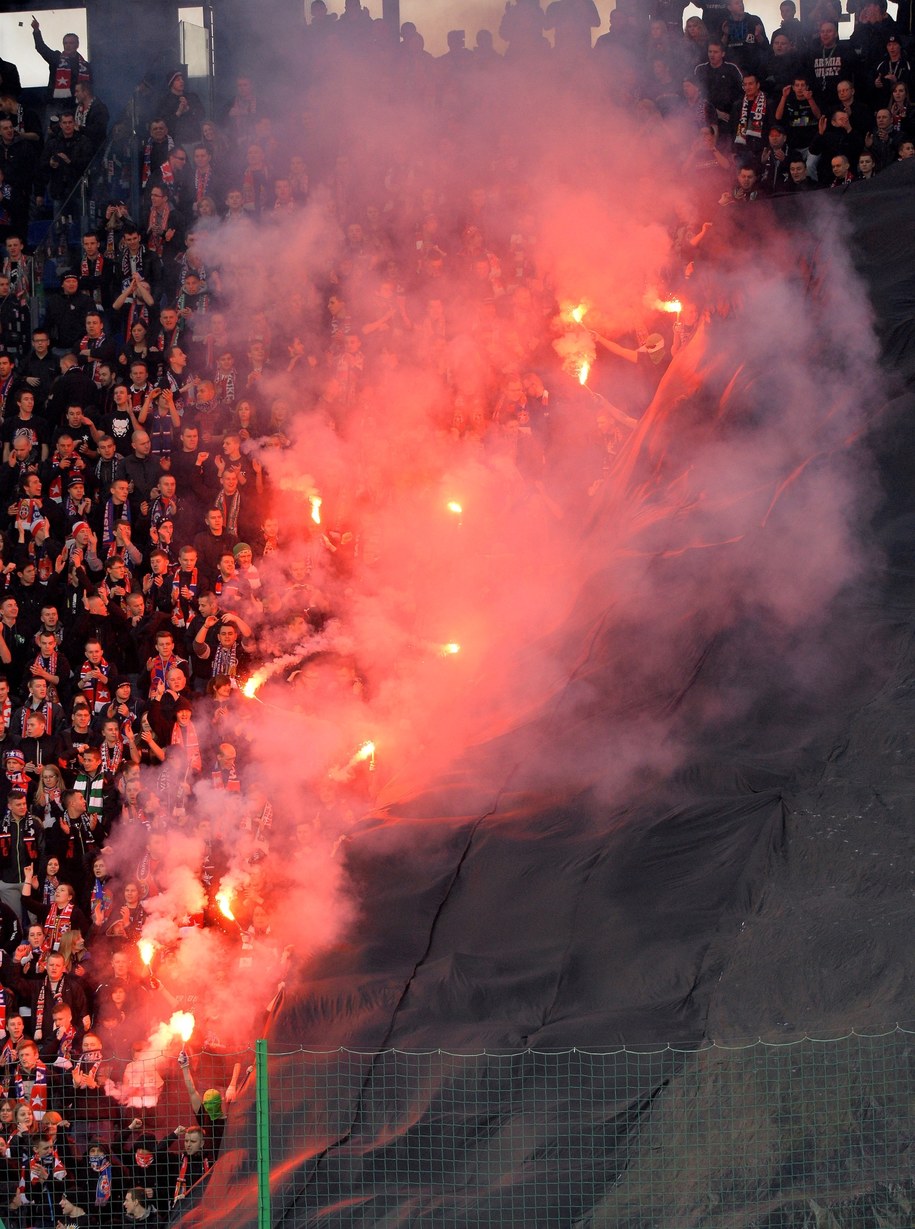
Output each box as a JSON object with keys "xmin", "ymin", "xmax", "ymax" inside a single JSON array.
[{"xmin": 0, "ymin": 0, "xmax": 896, "ymax": 1221}]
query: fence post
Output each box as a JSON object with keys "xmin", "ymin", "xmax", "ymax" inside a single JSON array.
[{"xmin": 255, "ymin": 1038, "xmax": 271, "ymax": 1229}]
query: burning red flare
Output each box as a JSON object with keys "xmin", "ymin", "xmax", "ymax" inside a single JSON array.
[
  {"xmin": 170, "ymin": 1011, "xmax": 195, "ymax": 1043},
  {"xmin": 242, "ymin": 671, "xmax": 268, "ymax": 700},
  {"xmin": 561, "ymin": 300, "xmax": 589, "ymax": 327},
  {"xmin": 353, "ymin": 740, "xmax": 376, "ymax": 769}
]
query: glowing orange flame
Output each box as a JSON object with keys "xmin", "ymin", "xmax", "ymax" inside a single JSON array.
[
  {"xmin": 330, "ymin": 738, "xmax": 378, "ymax": 782},
  {"xmin": 215, "ymin": 890, "xmax": 235, "ymax": 921},
  {"xmin": 655, "ymin": 298, "xmax": 682, "ymax": 314},
  {"xmin": 561, "ymin": 301, "xmax": 589, "ymax": 327},
  {"xmin": 310, "ymin": 495, "xmax": 322, "ymax": 525},
  {"xmin": 138, "ymin": 939, "xmax": 155, "ymax": 967},
  {"xmin": 446, "ymin": 501, "xmax": 462, "ymax": 516},
  {"xmin": 441, "ymin": 642, "xmax": 461, "ymax": 656},
  {"xmin": 578, "ymin": 359, "xmax": 591, "ymax": 386},
  {"xmin": 242, "ymin": 671, "xmax": 267, "ymax": 700},
  {"xmin": 170, "ymin": 1011, "xmax": 195, "ymax": 1043}
]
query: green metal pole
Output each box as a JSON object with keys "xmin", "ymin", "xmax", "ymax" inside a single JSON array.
[{"xmin": 255, "ymin": 1038, "xmax": 271, "ymax": 1229}]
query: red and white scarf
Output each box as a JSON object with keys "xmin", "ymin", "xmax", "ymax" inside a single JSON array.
[
  {"xmin": 19, "ymin": 701, "xmax": 53, "ymax": 737},
  {"xmin": 99, "ymin": 739, "xmax": 124, "ymax": 775},
  {"xmin": 32, "ymin": 652, "xmax": 59, "ymax": 705},
  {"xmin": 52, "ymin": 51, "xmax": 90, "ymax": 99},
  {"xmin": 41, "ymin": 903, "xmax": 73, "ymax": 953},
  {"xmin": 29, "ymin": 1145, "xmax": 65, "ymax": 1182},
  {"xmin": 147, "ymin": 202, "xmax": 170, "ymax": 257},
  {"xmin": 171, "ymin": 720, "xmax": 202, "ymax": 774},
  {"xmin": 14, "ymin": 1059, "xmax": 48, "ymax": 1110},
  {"xmin": 173, "ymin": 1152, "xmax": 209, "ymax": 1204},
  {"xmin": 736, "ymin": 91, "xmax": 767, "ymax": 143},
  {"xmin": 142, "ymin": 135, "xmax": 173, "ymax": 187},
  {"xmin": 147, "ymin": 652, "xmax": 180, "ymax": 699},
  {"xmin": 79, "ymin": 656, "xmax": 111, "ymax": 711}
]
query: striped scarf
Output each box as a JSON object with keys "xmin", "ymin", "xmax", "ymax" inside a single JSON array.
[
  {"xmin": 171, "ymin": 720, "xmax": 201, "ymax": 773},
  {"xmin": 95, "ymin": 455, "xmax": 124, "ymax": 490},
  {"xmin": 78, "ymin": 657, "xmax": 111, "ymax": 711},
  {"xmin": 3, "ymin": 255, "xmax": 30, "ymax": 304},
  {"xmin": 30, "ymin": 1144, "xmax": 65, "ymax": 1182},
  {"xmin": 79, "ymin": 332, "xmax": 108, "ymax": 386},
  {"xmin": 79, "ymin": 252, "xmax": 105, "ymax": 307},
  {"xmin": 158, "ymin": 324, "xmax": 180, "ymax": 354},
  {"xmin": 118, "ymin": 245, "xmax": 151, "ymax": 333},
  {"xmin": 142, "ymin": 136, "xmax": 173, "ymax": 187},
  {"xmin": 174, "ymin": 1151, "xmax": 209, "ymax": 1204},
  {"xmin": 736, "ymin": 89, "xmax": 767, "ymax": 144},
  {"xmin": 51, "ymin": 50, "xmax": 90, "ymax": 98},
  {"xmin": 177, "ymin": 286, "xmax": 210, "ymax": 317},
  {"xmin": 19, "ymin": 701, "xmax": 53, "ymax": 736},
  {"xmin": 90, "ymin": 1152, "xmax": 111, "ymax": 1205},
  {"xmin": 212, "ymin": 763, "xmax": 241, "ymax": 792},
  {"xmin": 147, "ymin": 652, "xmax": 179, "ymax": 699},
  {"xmin": 0, "ymin": 371, "xmax": 13, "ymax": 416},
  {"xmin": 41, "ymin": 902, "xmax": 73, "ymax": 953},
  {"xmin": 242, "ymin": 799, "xmax": 272, "ymax": 836},
  {"xmin": 17, "ymin": 1065, "xmax": 46, "ymax": 1116},
  {"xmin": 146, "ymin": 202, "xmax": 170, "ymax": 256},
  {"xmin": 102, "ymin": 497, "xmax": 130, "ymax": 547},
  {"xmin": 33, "ymin": 980, "xmax": 64, "ymax": 1041},
  {"xmin": 213, "ymin": 490, "xmax": 240, "ymax": 534},
  {"xmin": 75, "ymin": 771, "xmax": 107, "ymax": 817},
  {"xmin": 91, "ymin": 876, "xmax": 112, "ymax": 927},
  {"xmin": 99, "ymin": 739, "xmax": 124, "ymax": 775},
  {"xmin": 64, "ymin": 494, "xmax": 89, "ymax": 523},
  {"xmin": 53, "ymin": 1025, "xmax": 76, "ymax": 1065},
  {"xmin": 215, "ymin": 368, "xmax": 236, "ymax": 403},
  {"xmin": 32, "ymin": 652, "xmax": 57, "ymax": 696},
  {"xmin": 171, "ymin": 566, "xmax": 198, "ymax": 626},
  {"xmin": 194, "ymin": 167, "xmax": 212, "ymax": 204},
  {"xmin": 212, "ymin": 643, "xmax": 238, "ymax": 678},
  {"xmin": 150, "ymin": 495, "xmax": 177, "ymax": 527},
  {"xmin": 0, "ymin": 812, "xmax": 37, "ymax": 863}
]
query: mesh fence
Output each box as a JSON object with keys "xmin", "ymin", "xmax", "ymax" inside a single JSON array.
[
  {"xmin": 0, "ymin": 1040, "xmax": 253, "ymax": 1226},
  {"xmin": 254, "ymin": 1029, "xmax": 915, "ymax": 1229},
  {"xmin": 8, "ymin": 1029, "xmax": 912, "ymax": 1226}
]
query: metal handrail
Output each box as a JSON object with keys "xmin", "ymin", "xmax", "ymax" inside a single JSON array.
[{"xmin": 33, "ymin": 84, "xmax": 146, "ymax": 314}]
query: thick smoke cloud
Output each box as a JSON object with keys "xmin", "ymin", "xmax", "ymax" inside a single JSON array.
[{"xmin": 112, "ymin": 13, "xmax": 883, "ymax": 1057}]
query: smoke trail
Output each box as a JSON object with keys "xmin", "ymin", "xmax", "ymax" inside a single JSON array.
[{"xmin": 107, "ymin": 20, "xmax": 884, "ymax": 1056}]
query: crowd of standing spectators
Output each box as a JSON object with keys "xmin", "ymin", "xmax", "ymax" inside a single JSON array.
[{"xmin": 0, "ymin": 0, "xmax": 896, "ymax": 1221}]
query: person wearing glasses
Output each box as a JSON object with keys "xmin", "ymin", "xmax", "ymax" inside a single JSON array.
[{"xmin": 146, "ymin": 145, "xmax": 195, "ymax": 217}]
